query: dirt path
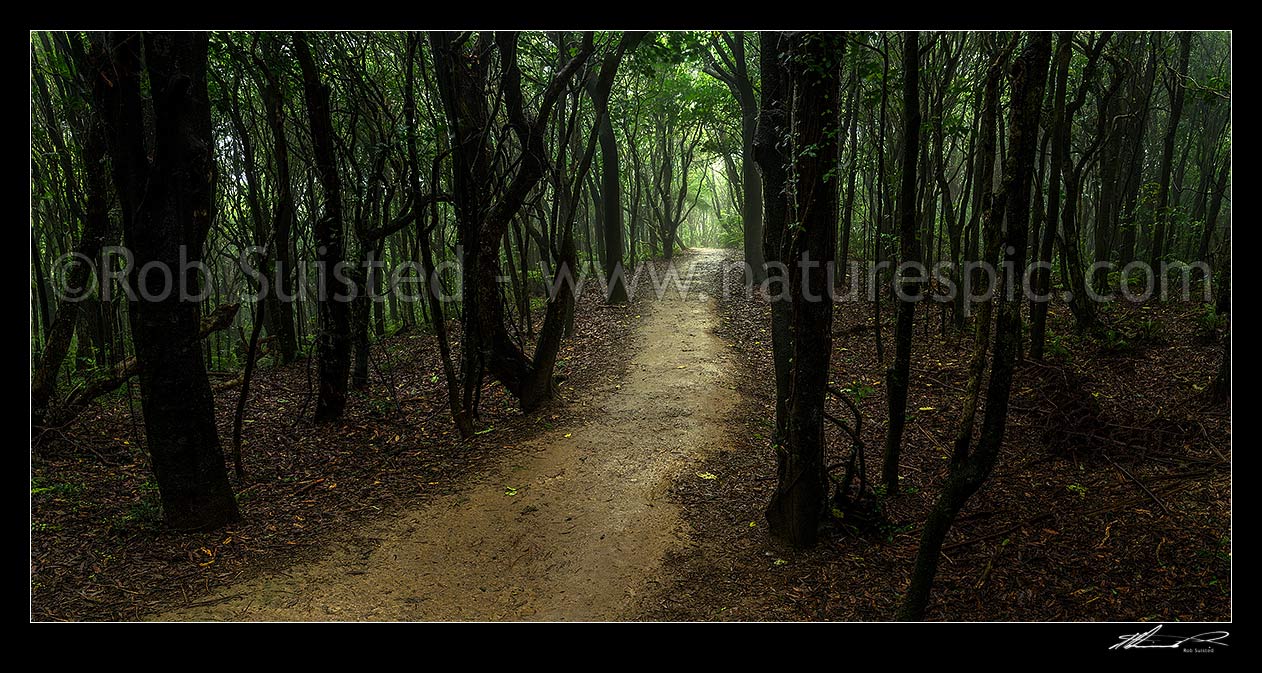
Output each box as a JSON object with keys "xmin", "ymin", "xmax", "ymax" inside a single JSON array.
[{"xmin": 159, "ymin": 249, "xmax": 738, "ymax": 621}]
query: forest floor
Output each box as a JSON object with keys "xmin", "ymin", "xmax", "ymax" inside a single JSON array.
[
  {"xmin": 31, "ymin": 248, "xmax": 1230, "ymax": 622},
  {"xmin": 152, "ymin": 249, "xmax": 737, "ymax": 620},
  {"xmin": 32, "ymin": 249, "xmax": 739, "ymax": 621},
  {"xmin": 640, "ymin": 250, "xmax": 1231, "ymax": 621}
]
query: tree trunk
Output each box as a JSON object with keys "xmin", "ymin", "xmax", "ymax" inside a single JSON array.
[
  {"xmin": 1029, "ymin": 34, "xmax": 1071, "ymax": 359},
  {"xmin": 431, "ymin": 32, "xmax": 592, "ymax": 414},
  {"xmin": 1195, "ymin": 153, "xmax": 1230, "ymax": 274},
  {"xmin": 373, "ymin": 240, "xmax": 387, "ymax": 337},
  {"xmin": 1093, "ymin": 58, "xmax": 1125, "ymax": 292},
  {"xmin": 1149, "ymin": 33, "xmax": 1192, "ymax": 271},
  {"xmin": 1058, "ymin": 171, "xmax": 1096, "ymax": 330},
  {"xmin": 968, "ymin": 36, "xmax": 1010, "ymax": 306},
  {"xmin": 32, "ymin": 34, "xmax": 110, "ymax": 427},
  {"xmin": 351, "ymin": 264, "xmax": 370, "ymax": 389},
  {"xmin": 753, "ymin": 31, "xmax": 792, "ymax": 446},
  {"xmin": 873, "ymin": 36, "xmax": 891, "ymax": 365},
  {"xmin": 92, "ymin": 31, "xmax": 239, "ymax": 530},
  {"xmin": 258, "ymin": 35, "xmax": 298, "ymax": 363},
  {"xmin": 899, "ymin": 33, "xmax": 1049, "ymax": 620},
  {"xmin": 705, "ymin": 32, "xmax": 765, "ymax": 283},
  {"xmin": 882, "ymin": 31, "xmax": 922, "ymax": 496},
  {"xmin": 765, "ymin": 33, "xmax": 845, "ymax": 549},
  {"xmin": 1210, "ymin": 326, "xmax": 1230, "ymax": 403},
  {"xmin": 231, "ymin": 294, "xmax": 267, "ymax": 480},
  {"xmin": 840, "ymin": 60, "xmax": 861, "ymax": 269},
  {"xmin": 294, "ymin": 33, "xmax": 352, "ymax": 422},
  {"xmin": 587, "ymin": 34, "xmax": 642, "ymax": 305},
  {"xmin": 1118, "ymin": 39, "xmax": 1158, "ymax": 269}
]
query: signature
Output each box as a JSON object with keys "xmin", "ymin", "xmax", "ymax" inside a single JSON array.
[{"xmin": 1111, "ymin": 625, "xmax": 1230, "ymax": 651}]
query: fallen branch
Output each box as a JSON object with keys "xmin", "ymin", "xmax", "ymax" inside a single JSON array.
[
  {"xmin": 943, "ymin": 511, "xmax": 1056, "ymax": 552},
  {"xmin": 940, "ymin": 480, "xmax": 1197, "ymax": 554},
  {"xmin": 53, "ymin": 303, "xmax": 241, "ymax": 422},
  {"xmin": 1104, "ymin": 453, "xmax": 1171, "ymax": 516},
  {"xmin": 212, "ymin": 377, "xmax": 245, "ymax": 392}
]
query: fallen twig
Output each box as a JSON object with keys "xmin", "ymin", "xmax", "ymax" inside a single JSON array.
[{"xmin": 1104, "ymin": 453, "xmax": 1170, "ymax": 516}]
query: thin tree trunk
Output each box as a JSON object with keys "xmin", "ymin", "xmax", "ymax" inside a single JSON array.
[
  {"xmin": 231, "ymin": 291, "xmax": 267, "ymax": 480},
  {"xmin": 32, "ymin": 35, "xmax": 110, "ymax": 427},
  {"xmin": 1195, "ymin": 153, "xmax": 1230, "ymax": 276},
  {"xmin": 873, "ymin": 36, "xmax": 891, "ymax": 365},
  {"xmin": 1029, "ymin": 34, "xmax": 1071, "ymax": 359},
  {"xmin": 899, "ymin": 33, "xmax": 1049, "ymax": 620},
  {"xmin": 258, "ymin": 36, "xmax": 298, "ymax": 363},
  {"xmin": 753, "ymin": 31, "xmax": 792, "ymax": 446},
  {"xmin": 1150, "ymin": 33, "xmax": 1193, "ymax": 271},
  {"xmin": 705, "ymin": 34, "xmax": 766, "ymax": 283},
  {"xmin": 588, "ymin": 34, "xmax": 641, "ymax": 304},
  {"xmin": 840, "ymin": 57, "xmax": 862, "ymax": 269},
  {"xmin": 294, "ymin": 33, "xmax": 352, "ymax": 422},
  {"xmin": 882, "ymin": 31, "xmax": 922, "ymax": 496},
  {"xmin": 406, "ymin": 33, "xmax": 472, "ymax": 438},
  {"xmin": 1118, "ymin": 39, "xmax": 1159, "ymax": 269}
]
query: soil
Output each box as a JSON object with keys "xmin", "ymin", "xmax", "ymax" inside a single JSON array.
[
  {"xmin": 33, "ymin": 255, "xmax": 638, "ymax": 621},
  {"xmin": 638, "ymin": 250, "xmax": 1231, "ymax": 622},
  {"xmin": 154, "ymin": 249, "xmax": 738, "ymax": 621},
  {"xmin": 31, "ymin": 247, "xmax": 1231, "ymax": 622}
]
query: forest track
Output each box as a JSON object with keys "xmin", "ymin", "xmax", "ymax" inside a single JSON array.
[{"xmin": 157, "ymin": 249, "xmax": 738, "ymax": 621}]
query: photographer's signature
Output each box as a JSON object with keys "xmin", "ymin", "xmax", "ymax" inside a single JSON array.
[{"xmin": 1111, "ymin": 625, "xmax": 1230, "ymax": 651}]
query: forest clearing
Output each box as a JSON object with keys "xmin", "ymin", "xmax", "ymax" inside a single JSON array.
[{"xmin": 30, "ymin": 30, "xmax": 1230, "ymax": 627}]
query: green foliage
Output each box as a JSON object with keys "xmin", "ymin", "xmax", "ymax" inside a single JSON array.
[
  {"xmin": 1100, "ymin": 328, "xmax": 1131, "ymax": 354},
  {"xmin": 881, "ymin": 521, "xmax": 915, "ymax": 543},
  {"xmin": 1046, "ymin": 332, "xmax": 1071, "ymax": 360},
  {"xmin": 367, "ymin": 397, "xmax": 394, "ymax": 417},
  {"xmin": 1196, "ymin": 303, "xmax": 1227, "ymax": 337},
  {"xmin": 1136, "ymin": 318, "xmax": 1162, "ymax": 343},
  {"xmin": 109, "ymin": 479, "xmax": 163, "ymax": 534},
  {"xmin": 1134, "ymin": 181, "xmax": 1162, "ymax": 229},
  {"xmin": 1192, "ymin": 70, "xmax": 1231, "ymax": 105},
  {"xmin": 31, "ymin": 477, "xmax": 84, "ymax": 499},
  {"xmin": 717, "ymin": 213, "xmax": 744, "ymax": 249},
  {"xmin": 842, "ymin": 380, "xmax": 877, "ymax": 403},
  {"xmin": 1124, "ymin": 271, "xmax": 1150, "ymax": 291},
  {"xmin": 1099, "ymin": 309, "xmax": 1169, "ymax": 355},
  {"xmin": 879, "ymin": 231, "xmax": 898, "ymax": 247}
]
